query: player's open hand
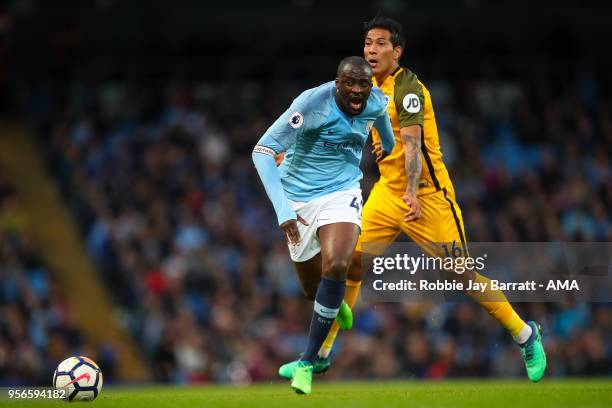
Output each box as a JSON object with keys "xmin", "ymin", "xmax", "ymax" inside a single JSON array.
[
  {"xmin": 377, "ymin": 150, "xmax": 390, "ymax": 163},
  {"xmin": 372, "ymin": 141, "xmax": 389, "ymax": 163},
  {"xmin": 402, "ymin": 191, "xmax": 421, "ymax": 222},
  {"xmin": 280, "ymin": 214, "xmax": 309, "ymax": 245}
]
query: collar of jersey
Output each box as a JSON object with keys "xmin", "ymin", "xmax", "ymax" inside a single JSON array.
[{"xmin": 373, "ymin": 66, "xmax": 404, "ymax": 88}]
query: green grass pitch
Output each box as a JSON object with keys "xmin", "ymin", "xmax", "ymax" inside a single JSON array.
[{"xmin": 6, "ymin": 379, "xmax": 611, "ymax": 407}]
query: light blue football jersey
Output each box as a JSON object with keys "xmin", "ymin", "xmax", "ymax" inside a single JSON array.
[{"xmin": 255, "ymin": 81, "xmax": 394, "ymax": 201}]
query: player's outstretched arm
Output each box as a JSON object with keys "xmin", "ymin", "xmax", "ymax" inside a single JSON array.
[
  {"xmin": 252, "ymin": 145, "xmax": 296, "ymax": 225},
  {"xmin": 400, "ymin": 125, "xmax": 422, "ymax": 221},
  {"xmin": 254, "ymin": 90, "xmax": 315, "ymax": 243},
  {"xmin": 252, "ymin": 143, "xmax": 308, "ymax": 244}
]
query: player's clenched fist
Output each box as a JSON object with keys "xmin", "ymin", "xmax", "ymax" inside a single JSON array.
[{"xmin": 280, "ymin": 214, "xmax": 309, "ymax": 245}]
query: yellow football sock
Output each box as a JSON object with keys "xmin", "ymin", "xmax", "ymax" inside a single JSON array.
[
  {"xmin": 467, "ymin": 272, "xmax": 527, "ymax": 337},
  {"xmin": 320, "ymin": 279, "xmax": 361, "ymax": 354}
]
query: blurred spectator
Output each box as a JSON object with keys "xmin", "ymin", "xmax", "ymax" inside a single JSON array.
[{"xmin": 0, "ymin": 164, "xmax": 114, "ymax": 386}]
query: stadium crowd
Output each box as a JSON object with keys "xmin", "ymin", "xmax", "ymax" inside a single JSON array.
[
  {"xmin": 0, "ymin": 165, "xmax": 95, "ymax": 386},
  {"xmin": 20, "ymin": 66, "xmax": 612, "ymax": 384}
]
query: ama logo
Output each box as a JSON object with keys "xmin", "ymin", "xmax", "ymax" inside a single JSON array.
[{"xmin": 402, "ymin": 93, "xmax": 421, "ymax": 113}]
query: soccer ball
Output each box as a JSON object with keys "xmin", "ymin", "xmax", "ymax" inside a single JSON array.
[{"xmin": 53, "ymin": 356, "xmax": 103, "ymax": 401}]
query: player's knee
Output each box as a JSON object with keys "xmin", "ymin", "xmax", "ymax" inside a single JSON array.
[
  {"xmin": 323, "ymin": 258, "xmax": 350, "ymax": 280},
  {"xmin": 347, "ymin": 251, "xmax": 363, "ymax": 282}
]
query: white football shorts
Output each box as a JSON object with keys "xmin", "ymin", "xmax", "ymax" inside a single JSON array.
[{"xmin": 286, "ymin": 188, "xmax": 362, "ymax": 262}]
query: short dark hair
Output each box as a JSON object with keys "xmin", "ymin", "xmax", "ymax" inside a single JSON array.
[
  {"xmin": 363, "ymin": 16, "xmax": 405, "ymax": 49},
  {"xmin": 337, "ymin": 56, "xmax": 372, "ymax": 77}
]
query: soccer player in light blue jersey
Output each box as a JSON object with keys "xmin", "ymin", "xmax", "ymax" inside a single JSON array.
[{"xmin": 252, "ymin": 56, "xmax": 395, "ymax": 395}]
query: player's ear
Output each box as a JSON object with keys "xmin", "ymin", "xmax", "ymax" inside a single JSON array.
[{"xmin": 393, "ymin": 46, "xmax": 403, "ymax": 61}]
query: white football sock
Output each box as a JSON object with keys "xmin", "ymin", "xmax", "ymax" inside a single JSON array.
[
  {"xmin": 318, "ymin": 347, "xmax": 332, "ymax": 359},
  {"xmin": 513, "ymin": 323, "xmax": 533, "ymax": 344}
]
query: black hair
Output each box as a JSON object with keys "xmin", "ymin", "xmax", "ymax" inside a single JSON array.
[
  {"xmin": 363, "ymin": 16, "xmax": 405, "ymax": 49},
  {"xmin": 337, "ymin": 56, "xmax": 372, "ymax": 77}
]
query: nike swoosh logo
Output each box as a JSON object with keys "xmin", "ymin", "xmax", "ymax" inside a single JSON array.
[{"xmin": 65, "ymin": 373, "xmax": 92, "ymax": 386}]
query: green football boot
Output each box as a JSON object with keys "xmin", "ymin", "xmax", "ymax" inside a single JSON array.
[
  {"xmin": 278, "ymin": 354, "xmax": 331, "ymax": 379},
  {"xmin": 290, "ymin": 361, "xmax": 313, "ymax": 395},
  {"xmin": 336, "ymin": 300, "xmax": 353, "ymax": 330},
  {"xmin": 520, "ymin": 321, "xmax": 547, "ymax": 382}
]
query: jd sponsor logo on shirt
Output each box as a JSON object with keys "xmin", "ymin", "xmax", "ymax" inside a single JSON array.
[{"xmin": 402, "ymin": 93, "xmax": 421, "ymax": 113}]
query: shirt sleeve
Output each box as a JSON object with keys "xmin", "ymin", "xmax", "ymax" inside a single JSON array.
[
  {"xmin": 252, "ymin": 92, "xmax": 315, "ymax": 225},
  {"xmin": 251, "ymin": 150, "xmax": 296, "ymax": 225},
  {"xmin": 374, "ymin": 110, "xmax": 395, "ymax": 154},
  {"xmin": 394, "ymin": 72, "xmax": 425, "ymax": 128},
  {"xmin": 255, "ymin": 92, "xmax": 312, "ymax": 153}
]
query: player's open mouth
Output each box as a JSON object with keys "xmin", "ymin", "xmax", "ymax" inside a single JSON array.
[
  {"xmin": 368, "ymin": 58, "xmax": 378, "ymax": 68},
  {"xmin": 349, "ymin": 97, "xmax": 363, "ymax": 111}
]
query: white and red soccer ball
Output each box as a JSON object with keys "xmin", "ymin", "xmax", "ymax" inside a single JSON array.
[{"xmin": 53, "ymin": 356, "xmax": 103, "ymax": 401}]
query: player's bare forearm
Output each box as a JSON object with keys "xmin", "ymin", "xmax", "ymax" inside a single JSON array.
[
  {"xmin": 400, "ymin": 126, "xmax": 422, "ymax": 194},
  {"xmin": 400, "ymin": 126, "xmax": 423, "ymax": 221}
]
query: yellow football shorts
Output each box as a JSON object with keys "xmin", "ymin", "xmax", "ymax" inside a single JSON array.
[{"xmin": 356, "ymin": 182, "xmax": 468, "ymax": 257}]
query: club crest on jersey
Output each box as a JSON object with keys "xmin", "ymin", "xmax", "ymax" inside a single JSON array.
[
  {"xmin": 365, "ymin": 120, "xmax": 374, "ymax": 134},
  {"xmin": 384, "ymin": 95, "xmax": 390, "ymax": 107},
  {"xmin": 288, "ymin": 112, "xmax": 304, "ymax": 129},
  {"xmin": 403, "ymin": 93, "xmax": 421, "ymax": 113}
]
